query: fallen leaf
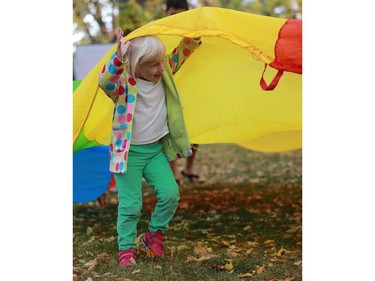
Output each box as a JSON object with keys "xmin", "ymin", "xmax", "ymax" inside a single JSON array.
[
  {"xmin": 220, "ymin": 240, "xmax": 230, "ymax": 247},
  {"xmin": 86, "ymin": 227, "xmax": 93, "ymax": 236},
  {"xmin": 243, "ymin": 225, "xmax": 252, "ymax": 232},
  {"xmin": 245, "ymin": 249, "xmax": 253, "ymax": 255},
  {"xmin": 277, "ymin": 248, "xmax": 289, "ymax": 257},
  {"xmin": 104, "ymin": 236, "xmax": 117, "ymax": 242},
  {"xmin": 194, "ymin": 243, "xmax": 209, "ymax": 256},
  {"xmin": 286, "ymin": 225, "xmax": 302, "ymax": 234},
  {"xmin": 132, "ymin": 269, "xmax": 141, "ymax": 274},
  {"xmin": 170, "ymin": 246, "xmax": 176, "ymax": 257},
  {"xmin": 109, "ymin": 197, "xmax": 118, "ymax": 205},
  {"xmin": 83, "ymin": 259, "xmax": 98, "ymax": 271},
  {"xmin": 256, "ymin": 264, "xmax": 266, "ymax": 274},
  {"xmin": 178, "ymin": 201, "xmax": 189, "ymax": 209},
  {"xmin": 97, "ymin": 252, "xmax": 110, "ymax": 260},
  {"xmin": 177, "ymin": 245, "xmax": 190, "ymax": 251},
  {"xmin": 250, "ymin": 194, "xmax": 262, "ymax": 200},
  {"xmin": 238, "ymin": 272, "xmax": 253, "ymax": 278},
  {"xmin": 209, "ymin": 259, "xmax": 234, "ymax": 272},
  {"xmin": 225, "ymin": 260, "xmax": 234, "ymax": 271},
  {"xmin": 186, "ymin": 255, "xmax": 213, "ymax": 262},
  {"xmin": 206, "ymin": 214, "xmax": 221, "ymax": 222},
  {"xmin": 284, "ymin": 268, "xmax": 290, "ymax": 276},
  {"xmin": 247, "ymin": 241, "xmax": 259, "ymax": 248},
  {"xmin": 263, "ymin": 240, "xmax": 276, "ymax": 248},
  {"xmin": 227, "ymin": 248, "xmax": 238, "ymax": 257}
]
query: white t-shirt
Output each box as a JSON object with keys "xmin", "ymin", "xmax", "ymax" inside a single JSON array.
[{"xmin": 131, "ymin": 78, "xmax": 169, "ymax": 144}]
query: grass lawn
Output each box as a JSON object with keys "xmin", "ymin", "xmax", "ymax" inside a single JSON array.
[{"xmin": 73, "ymin": 143, "xmax": 302, "ymax": 281}]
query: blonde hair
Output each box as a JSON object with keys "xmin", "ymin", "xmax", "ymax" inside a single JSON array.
[{"xmin": 126, "ymin": 36, "xmax": 166, "ymax": 77}]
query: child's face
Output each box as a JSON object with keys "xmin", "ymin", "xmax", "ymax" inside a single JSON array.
[{"xmin": 137, "ymin": 58, "xmax": 166, "ymax": 83}]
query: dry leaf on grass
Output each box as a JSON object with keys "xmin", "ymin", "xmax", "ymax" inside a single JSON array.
[
  {"xmin": 170, "ymin": 245, "xmax": 176, "ymax": 257},
  {"xmin": 238, "ymin": 272, "xmax": 253, "ymax": 278},
  {"xmin": 186, "ymin": 242, "xmax": 218, "ymax": 262},
  {"xmin": 243, "ymin": 225, "xmax": 252, "ymax": 232},
  {"xmin": 194, "ymin": 243, "xmax": 209, "ymax": 256},
  {"xmin": 256, "ymin": 264, "xmax": 266, "ymax": 274},
  {"xmin": 83, "ymin": 252, "xmax": 110, "ymax": 271},
  {"xmin": 83, "ymin": 259, "xmax": 98, "ymax": 271},
  {"xmin": 263, "ymin": 240, "xmax": 276, "ymax": 248},
  {"xmin": 186, "ymin": 255, "xmax": 213, "ymax": 262},
  {"xmin": 178, "ymin": 201, "xmax": 189, "ymax": 209},
  {"xmin": 277, "ymin": 248, "xmax": 290, "ymax": 257},
  {"xmin": 224, "ymin": 260, "xmax": 234, "ymax": 271},
  {"xmin": 209, "ymin": 259, "xmax": 234, "ymax": 272},
  {"xmin": 177, "ymin": 245, "xmax": 190, "ymax": 251},
  {"xmin": 220, "ymin": 239, "xmax": 230, "ymax": 247},
  {"xmin": 286, "ymin": 225, "xmax": 302, "ymax": 233},
  {"xmin": 86, "ymin": 226, "xmax": 93, "ymax": 235},
  {"xmin": 247, "ymin": 241, "xmax": 259, "ymax": 248}
]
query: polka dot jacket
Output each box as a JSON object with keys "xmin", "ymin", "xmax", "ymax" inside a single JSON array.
[{"xmin": 98, "ymin": 37, "xmax": 201, "ymax": 174}]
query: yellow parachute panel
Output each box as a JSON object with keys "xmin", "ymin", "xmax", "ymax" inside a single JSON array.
[{"xmin": 73, "ymin": 7, "xmax": 302, "ymax": 152}]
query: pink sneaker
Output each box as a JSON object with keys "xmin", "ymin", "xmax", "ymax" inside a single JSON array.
[
  {"xmin": 141, "ymin": 230, "xmax": 165, "ymax": 258},
  {"xmin": 118, "ymin": 248, "xmax": 137, "ymax": 267}
]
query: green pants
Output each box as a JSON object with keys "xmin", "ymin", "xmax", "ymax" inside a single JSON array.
[{"xmin": 114, "ymin": 142, "xmax": 180, "ymax": 250}]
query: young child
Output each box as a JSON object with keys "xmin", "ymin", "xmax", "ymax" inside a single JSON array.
[{"xmin": 98, "ymin": 27, "xmax": 201, "ymax": 267}]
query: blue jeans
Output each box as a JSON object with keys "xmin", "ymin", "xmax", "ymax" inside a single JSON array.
[{"xmin": 114, "ymin": 142, "xmax": 180, "ymax": 250}]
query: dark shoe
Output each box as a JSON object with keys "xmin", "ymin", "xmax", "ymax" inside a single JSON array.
[
  {"xmin": 181, "ymin": 170, "xmax": 204, "ymax": 183},
  {"xmin": 141, "ymin": 230, "xmax": 165, "ymax": 258}
]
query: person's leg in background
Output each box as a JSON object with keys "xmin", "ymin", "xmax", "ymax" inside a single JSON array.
[
  {"xmin": 181, "ymin": 144, "xmax": 204, "ymax": 183},
  {"xmin": 170, "ymin": 144, "xmax": 203, "ymax": 184},
  {"xmin": 169, "ymin": 158, "xmax": 180, "ymax": 185}
]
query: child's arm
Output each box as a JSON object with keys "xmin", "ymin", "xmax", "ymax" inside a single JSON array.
[
  {"xmin": 98, "ymin": 53, "xmax": 126, "ymax": 103},
  {"xmin": 168, "ymin": 37, "xmax": 201, "ymax": 75},
  {"xmin": 98, "ymin": 28, "xmax": 129, "ymax": 103}
]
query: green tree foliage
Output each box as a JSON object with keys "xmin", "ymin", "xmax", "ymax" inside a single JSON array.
[
  {"xmin": 245, "ymin": 0, "xmax": 302, "ymax": 18},
  {"xmin": 73, "ymin": 0, "xmax": 115, "ymax": 44},
  {"xmin": 73, "ymin": 0, "xmax": 302, "ymax": 46},
  {"xmin": 73, "ymin": 0, "xmax": 166, "ymax": 46},
  {"xmin": 117, "ymin": 0, "xmax": 149, "ymax": 36},
  {"xmin": 201, "ymin": 0, "xmax": 301, "ymax": 18}
]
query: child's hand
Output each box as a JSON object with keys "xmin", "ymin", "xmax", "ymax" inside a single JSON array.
[{"xmin": 116, "ymin": 28, "xmax": 130, "ymax": 62}]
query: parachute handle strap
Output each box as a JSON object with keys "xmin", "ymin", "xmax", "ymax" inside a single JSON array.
[{"xmin": 260, "ymin": 63, "xmax": 284, "ymax": 91}]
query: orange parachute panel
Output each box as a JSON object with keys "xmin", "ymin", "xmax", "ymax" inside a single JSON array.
[{"xmin": 271, "ymin": 19, "xmax": 302, "ymax": 74}]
